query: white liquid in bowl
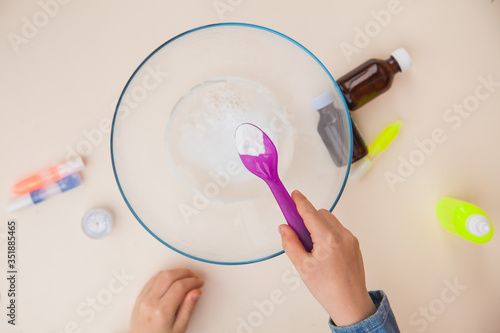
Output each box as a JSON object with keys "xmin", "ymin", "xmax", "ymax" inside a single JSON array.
[{"xmin": 164, "ymin": 77, "xmax": 294, "ymax": 204}]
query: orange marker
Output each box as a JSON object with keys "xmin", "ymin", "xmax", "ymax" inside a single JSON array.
[{"xmin": 10, "ymin": 157, "xmax": 84, "ymax": 195}]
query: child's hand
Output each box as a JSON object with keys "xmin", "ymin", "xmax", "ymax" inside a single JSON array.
[
  {"xmin": 279, "ymin": 191, "xmax": 376, "ymax": 327},
  {"xmin": 129, "ymin": 269, "xmax": 204, "ymax": 333}
]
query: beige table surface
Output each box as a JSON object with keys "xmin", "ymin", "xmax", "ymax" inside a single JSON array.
[{"xmin": 1, "ymin": 1, "xmax": 500, "ymax": 332}]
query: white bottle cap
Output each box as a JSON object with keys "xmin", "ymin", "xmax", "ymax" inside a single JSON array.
[
  {"xmin": 465, "ymin": 214, "xmax": 491, "ymax": 237},
  {"xmin": 391, "ymin": 48, "xmax": 413, "ymax": 73},
  {"xmin": 7, "ymin": 195, "xmax": 33, "ymax": 213},
  {"xmin": 82, "ymin": 208, "xmax": 113, "ymax": 239},
  {"xmin": 58, "ymin": 156, "xmax": 85, "ymax": 177},
  {"xmin": 349, "ymin": 158, "xmax": 373, "ymax": 181},
  {"xmin": 310, "ymin": 90, "xmax": 336, "ymax": 111}
]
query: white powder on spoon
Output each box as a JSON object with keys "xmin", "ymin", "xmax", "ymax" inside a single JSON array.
[{"xmin": 235, "ymin": 124, "xmax": 266, "ymax": 156}]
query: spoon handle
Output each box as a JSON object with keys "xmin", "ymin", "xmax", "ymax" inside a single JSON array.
[{"xmin": 267, "ymin": 180, "xmax": 313, "ymax": 252}]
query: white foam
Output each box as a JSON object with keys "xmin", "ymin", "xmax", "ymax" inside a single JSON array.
[
  {"xmin": 235, "ymin": 124, "xmax": 266, "ymax": 156},
  {"xmin": 164, "ymin": 77, "xmax": 295, "ymax": 203},
  {"xmin": 167, "ymin": 78, "xmax": 275, "ymax": 175}
]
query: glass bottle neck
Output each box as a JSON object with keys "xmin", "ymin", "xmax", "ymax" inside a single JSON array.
[
  {"xmin": 317, "ymin": 105, "xmax": 340, "ymax": 122},
  {"xmin": 387, "ymin": 56, "xmax": 402, "ymax": 73}
]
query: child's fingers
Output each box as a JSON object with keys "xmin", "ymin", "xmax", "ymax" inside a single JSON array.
[
  {"xmin": 136, "ymin": 271, "xmax": 161, "ymax": 301},
  {"xmin": 318, "ymin": 209, "xmax": 344, "ymax": 230},
  {"xmin": 292, "ymin": 190, "xmax": 331, "ymax": 238},
  {"xmin": 150, "ymin": 269, "xmax": 198, "ymax": 299},
  {"xmin": 173, "ymin": 289, "xmax": 202, "ymax": 332},
  {"xmin": 279, "ymin": 224, "xmax": 308, "ymax": 267},
  {"xmin": 161, "ymin": 277, "xmax": 205, "ymax": 322}
]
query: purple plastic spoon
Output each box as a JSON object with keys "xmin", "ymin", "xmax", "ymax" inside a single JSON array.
[{"xmin": 235, "ymin": 123, "xmax": 313, "ymax": 252}]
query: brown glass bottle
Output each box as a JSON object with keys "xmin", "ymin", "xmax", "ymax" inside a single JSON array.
[
  {"xmin": 350, "ymin": 118, "xmax": 368, "ymax": 163},
  {"xmin": 337, "ymin": 48, "xmax": 412, "ymax": 111},
  {"xmin": 338, "ymin": 48, "xmax": 412, "ymax": 162},
  {"xmin": 311, "ymin": 90, "xmax": 368, "ymax": 165}
]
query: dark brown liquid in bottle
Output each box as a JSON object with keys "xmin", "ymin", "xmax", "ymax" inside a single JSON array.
[
  {"xmin": 337, "ymin": 56, "xmax": 402, "ymax": 111},
  {"xmin": 337, "ymin": 55, "xmax": 403, "ymax": 161},
  {"xmin": 350, "ymin": 117, "xmax": 368, "ymax": 162}
]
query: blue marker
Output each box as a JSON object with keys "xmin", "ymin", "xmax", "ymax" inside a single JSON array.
[{"xmin": 7, "ymin": 173, "xmax": 82, "ymax": 212}]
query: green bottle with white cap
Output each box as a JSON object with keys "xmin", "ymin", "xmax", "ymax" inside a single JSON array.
[{"xmin": 435, "ymin": 198, "xmax": 493, "ymax": 244}]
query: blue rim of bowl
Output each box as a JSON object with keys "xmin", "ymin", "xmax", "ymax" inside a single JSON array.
[{"xmin": 110, "ymin": 22, "xmax": 353, "ymax": 265}]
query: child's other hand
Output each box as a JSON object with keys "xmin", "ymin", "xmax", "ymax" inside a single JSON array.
[
  {"xmin": 129, "ymin": 268, "xmax": 204, "ymax": 333},
  {"xmin": 279, "ymin": 191, "xmax": 376, "ymax": 327}
]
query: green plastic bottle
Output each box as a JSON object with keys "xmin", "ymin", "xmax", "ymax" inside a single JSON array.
[{"xmin": 435, "ymin": 198, "xmax": 493, "ymax": 244}]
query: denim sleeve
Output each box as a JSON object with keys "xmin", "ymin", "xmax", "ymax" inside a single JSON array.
[{"xmin": 328, "ymin": 290, "xmax": 400, "ymax": 333}]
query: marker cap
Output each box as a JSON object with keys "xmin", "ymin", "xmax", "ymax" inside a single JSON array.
[
  {"xmin": 7, "ymin": 195, "xmax": 33, "ymax": 213},
  {"xmin": 349, "ymin": 158, "xmax": 373, "ymax": 181},
  {"xmin": 58, "ymin": 156, "xmax": 85, "ymax": 177}
]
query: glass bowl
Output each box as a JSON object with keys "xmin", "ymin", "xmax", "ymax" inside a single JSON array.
[{"xmin": 111, "ymin": 23, "xmax": 352, "ymax": 265}]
